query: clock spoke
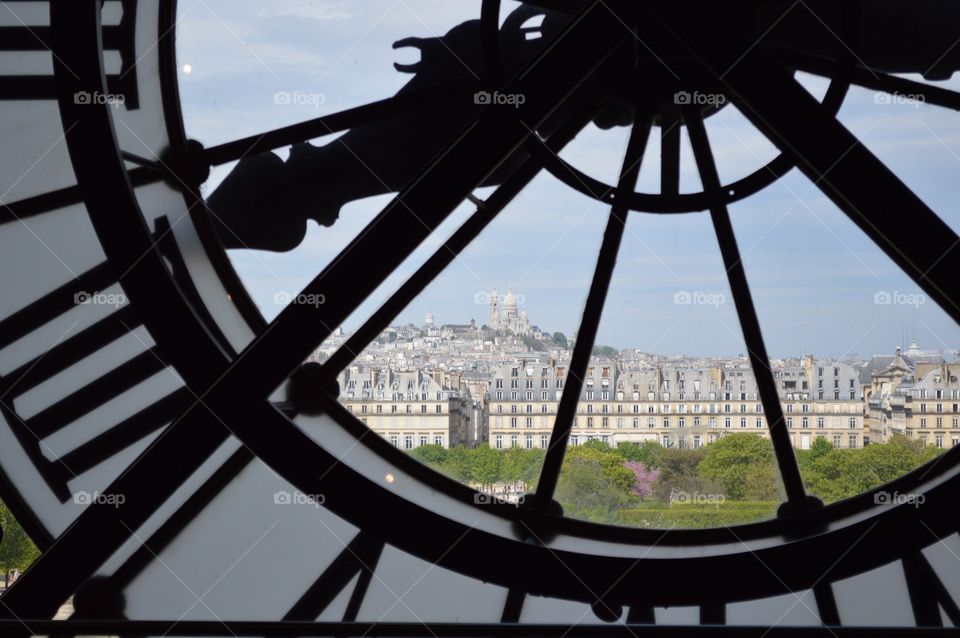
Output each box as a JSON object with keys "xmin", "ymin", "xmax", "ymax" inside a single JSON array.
[
  {"xmin": 903, "ymin": 551, "xmax": 960, "ymax": 627},
  {"xmin": 0, "ymin": 166, "xmax": 161, "ymax": 226},
  {"xmin": 320, "ymin": 97, "xmax": 602, "ymax": 378},
  {"xmin": 198, "ymin": 80, "xmax": 483, "ymax": 169},
  {"xmin": 776, "ymin": 50, "xmax": 960, "ymax": 112},
  {"xmin": 533, "ymin": 113, "xmax": 652, "ymax": 512},
  {"xmin": 284, "ymin": 532, "xmax": 385, "ymax": 621},
  {"xmin": 685, "ymin": 110, "xmax": 809, "ymax": 514},
  {"xmin": 660, "ymin": 111, "xmax": 681, "ymax": 197}
]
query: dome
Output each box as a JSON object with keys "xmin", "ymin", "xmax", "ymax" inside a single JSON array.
[{"xmin": 504, "ymin": 285, "xmax": 517, "ymax": 308}]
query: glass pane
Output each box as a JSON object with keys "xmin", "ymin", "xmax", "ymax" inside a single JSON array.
[{"xmin": 555, "ymin": 211, "xmax": 784, "ymax": 528}]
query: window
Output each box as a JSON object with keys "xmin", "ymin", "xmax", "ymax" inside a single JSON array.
[
  {"xmin": 935, "ymin": 434, "xmax": 944, "ymax": 448},
  {"xmin": 540, "ymin": 434, "xmax": 549, "ymax": 448},
  {"xmin": 833, "ymin": 435, "xmax": 841, "ymax": 447},
  {"xmin": 510, "ymin": 434, "xmax": 519, "ymax": 447},
  {"xmin": 419, "ymin": 435, "xmax": 428, "ymax": 447},
  {"xmin": 525, "ymin": 435, "xmax": 533, "ymax": 449},
  {"xmin": 404, "ymin": 436, "xmax": 413, "ymax": 450},
  {"xmin": 817, "ymin": 417, "xmax": 824, "ymax": 428},
  {"xmin": 801, "ymin": 417, "xmax": 809, "ymax": 428},
  {"xmin": 420, "ymin": 405, "xmax": 427, "ymax": 413},
  {"xmin": 724, "ymin": 417, "xmax": 731, "ymax": 428},
  {"xmin": 740, "ymin": 417, "xmax": 747, "ymax": 428},
  {"xmin": 587, "ymin": 417, "xmax": 594, "ymax": 428},
  {"xmin": 434, "ymin": 435, "xmax": 444, "ymax": 446},
  {"xmin": 495, "ymin": 435, "xmax": 503, "ymax": 449},
  {"xmin": 510, "ymin": 417, "xmax": 518, "ymax": 428},
  {"xmin": 361, "ymin": 405, "xmax": 368, "ymax": 414},
  {"xmin": 648, "ymin": 417, "xmax": 656, "ymax": 428},
  {"xmin": 848, "ymin": 435, "xmax": 857, "ymax": 449},
  {"xmin": 390, "ymin": 435, "xmax": 399, "ymax": 447},
  {"xmin": 663, "ymin": 417, "xmax": 670, "ymax": 428},
  {"xmin": 435, "ymin": 404, "xmax": 442, "ymax": 413},
  {"xmin": 849, "ymin": 417, "xmax": 857, "ymax": 428}
]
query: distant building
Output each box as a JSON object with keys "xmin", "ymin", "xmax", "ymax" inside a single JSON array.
[
  {"xmin": 337, "ymin": 366, "xmax": 474, "ymax": 448},
  {"xmin": 486, "ymin": 356, "xmax": 866, "ymax": 451},
  {"xmin": 486, "ymin": 285, "xmax": 531, "ymax": 335},
  {"xmin": 863, "ymin": 343, "xmax": 960, "ymax": 448}
]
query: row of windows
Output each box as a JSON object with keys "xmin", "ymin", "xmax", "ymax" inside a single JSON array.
[
  {"xmin": 916, "ymin": 404, "xmax": 960, "ymax": 414},
  {"xmin": 492, "ymin": 401, "xmax": 860, "ymax": 415},
  {"xmin": 492, "ymin": 415, "xmax": 862, "ymax": 429},
  {"xmin": 388, "ymin": 434, "xmax": 446, "ymax": 448},
  {"xmin": 349, "ymin": 403, "xmax": 446, "ymax": 414},
  {"xmin": 493, "ymin": 389, "xmax": 859, "ymax": 401},
  {"xmin": 917, "ymin": 416, "xmax": 960, "ymax": 428},
  {"xmin": 918, "ymin": 434, "xmax": 960, "ymax": 448}
]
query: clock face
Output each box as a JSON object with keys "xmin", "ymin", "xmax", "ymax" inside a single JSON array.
[{"xmin": 2, "ymin": 0, "xmax": 960, "ymax": 631}]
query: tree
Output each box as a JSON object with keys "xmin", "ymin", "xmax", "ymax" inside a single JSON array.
[
  {"xmin": 468, "ymin": 444, "xmax": 502, "ymax": 488},
  {"xmin": 809, "ymin": 436, "xmax": 833, "ymax": 459},
  {"xmin": 409, "ymin": 444, "xmax": 448, "ymax": 469},
  {"xmin": 0, "ymin": 500, "xmax": 39, "ymax": 577},
  {"xmin": 616, "ymin": 441, "xmax": 663, "ymax": 468},
  {"xmin": 591, "ymin": 345, "xmax": 619, "ymax": 358},
  {"xmin": 556, "ymin": 456, "xmax": 637, "ymax": 524},
  {"xmin": 650, "ymin": 446, "xmax": 714, "ymax": 503},
  {"xmin": 440, "ymin": 445, "xmax": 473, "ymax": 482},
  {"xmin": 698, "ymin": 433, "xmax": 776, "ymax": 500},
  {"xmin": 623, "ymin": 461, "xmax": 660, "ymax": 498},
  {"xmin": 522, "ymin": 335, "xmax": 546, "ymax": 352},
  {"xmin": 500, "ymin": 446, "xmax": 543, "ymax": 487},
  {"xmin": 552, "ymin": 332, "xmax": 568, "ymax": 348}
]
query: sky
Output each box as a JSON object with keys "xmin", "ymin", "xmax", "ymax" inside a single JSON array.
[{"xmin": 176, "ymin": 0, "xmax": 960, "ymax": 359}]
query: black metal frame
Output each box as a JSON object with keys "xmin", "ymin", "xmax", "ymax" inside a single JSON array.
[{"xmin": 3, "ymin": 0, "xmax": 960, "ymax": 629}]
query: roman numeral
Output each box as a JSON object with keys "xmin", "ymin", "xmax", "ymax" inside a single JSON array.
[
  {"xmin": 0, "ymin": 0, "xmax": 139, "ymax": 106},
  {"xmin": 0, "ymin": 262, "xmax": 188, "ymax": 502},
  {"xmin": 285, "ymin": 532, "xmax": 385, "ymax": 621},
  {"xmin": 904, "ymin": 551, "xmax": 960, "ymax": 626}
]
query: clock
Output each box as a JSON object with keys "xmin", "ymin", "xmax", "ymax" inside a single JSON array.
[{"xmin": 1, "ymin": 0, "xmax": 960, "ymax": 632}]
